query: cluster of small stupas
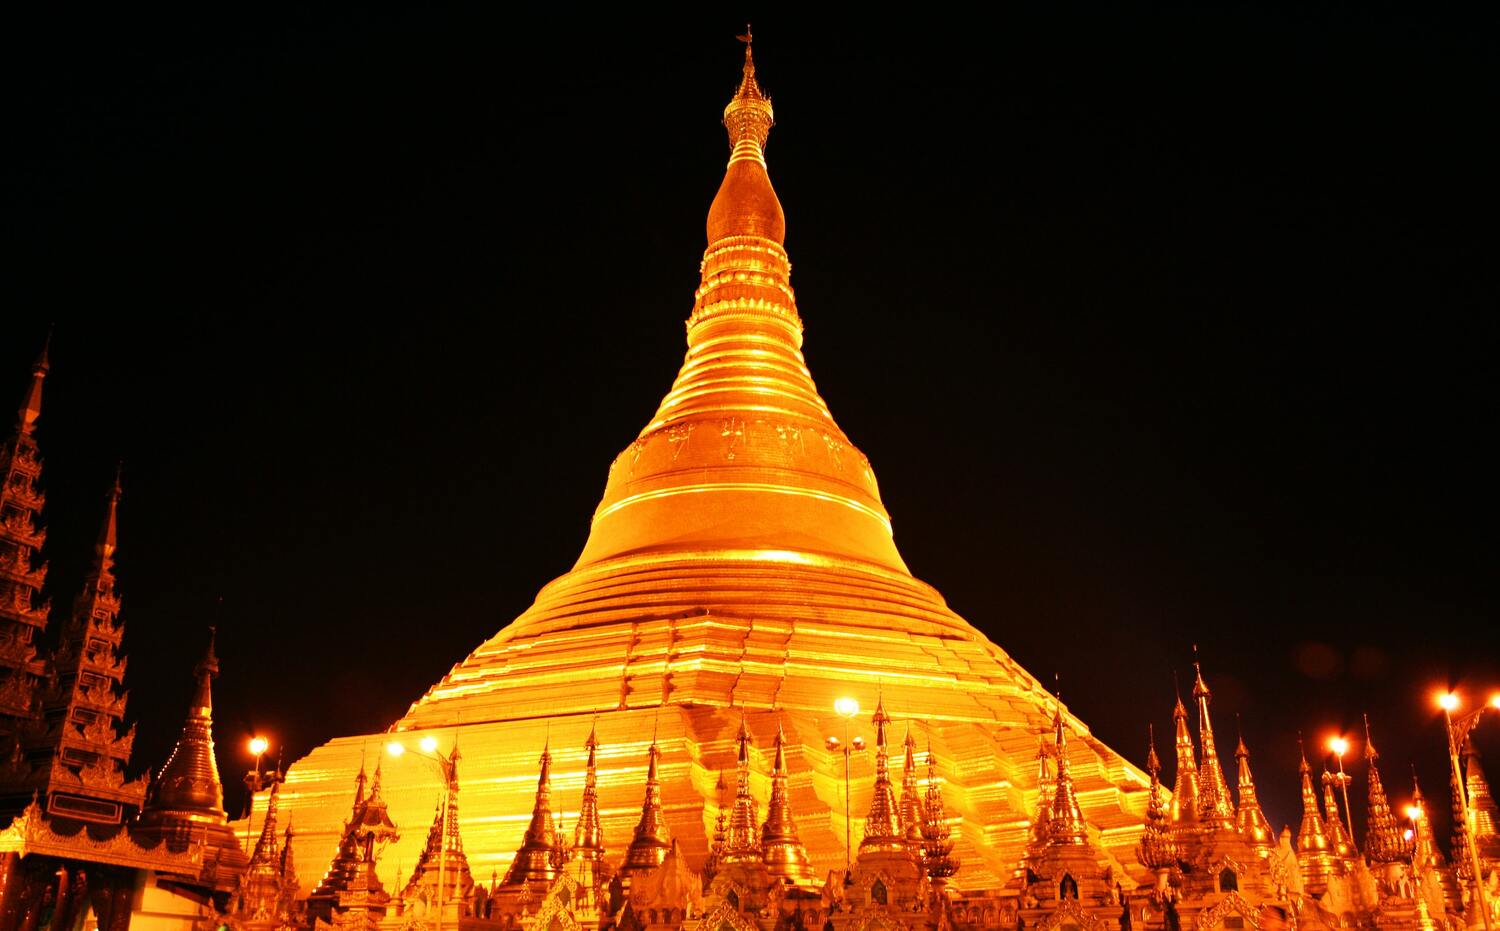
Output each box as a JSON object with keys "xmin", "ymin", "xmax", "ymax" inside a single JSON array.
[{"xmin": 4, "ymin": 32, "xmax": 1500, "ymax": 931}]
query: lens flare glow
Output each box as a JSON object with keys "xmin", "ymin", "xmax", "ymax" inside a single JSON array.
[
  {"xmin": 248, "ymin": 736, "xmax": 269, "ymax": 757},
  {"xmin": 1438, "ymin": 693, "xmax": 1460, "ymax": 711},
  {"xmin": 420, "ymin": 735, "xmax": 439, "ymax": 754},
  {"xmin": 385, "ymin": 741, "xmax": 405, "ymax": 757},
  {"xmin": 834, "ymin": 697, "xmax": 860, "ymax": 718}
]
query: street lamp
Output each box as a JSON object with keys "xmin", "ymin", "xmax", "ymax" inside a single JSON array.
[
  {"xmin": 244, "ymin": 735, "xmax": 272, "ymax": 850},
  {"xmin": 1327, "ymin": 735, "xmax": 1357, "ymax": 843},
  {"xmin": 1436, "ymin": 691, "xmax": 1493, "ymax": 931},
  {"xmin": 387, "ymin": 735, "xmax": 458, "ymax": 931},
  {"xmin": 826, "ymin": 697, "xmax": 865, "ymax": 874}
]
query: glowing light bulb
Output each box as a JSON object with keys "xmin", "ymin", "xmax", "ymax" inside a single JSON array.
[
  {"xmin": 1438, "ymin": 693, "xmax": 1460, "ymax": 712},
  {"xmin": 248, "ymin": 736, "xmax": 269, "ymax": 757},
  {"xmin": 834, "ymin": 697, "xmax": 860, "ymax": 718},
  {"xmin": 1405, "ymin": 805, "xmax": 1423, "ymax": 821},
  {"xmin": 420, "ymin": 735, "xmax": 439, "ymax": 754},
  {"xmin": 1490, "ymin": 693, "xmax": 1500, "ymax": 710},
  {"xmin": 1329, "ymin": 736, "xmax": 1349, "ymax": 756},
  {"xmin": 385, "ymin": 741, "xmax": 405, "ymax": 758}
]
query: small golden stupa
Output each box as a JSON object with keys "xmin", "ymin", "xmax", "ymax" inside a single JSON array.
[{"xmin": 279, "ymin": 37, "xmax": 1151, "ymax": 893}]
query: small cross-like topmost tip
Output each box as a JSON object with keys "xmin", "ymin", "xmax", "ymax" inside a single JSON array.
[{"xmin": 737, "ymin": 23, "xmax": 752, "ymax": 47}]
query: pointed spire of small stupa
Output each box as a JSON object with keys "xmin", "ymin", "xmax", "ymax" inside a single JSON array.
[
  {"xmin": 1362, "ymin": 715, "xmax": 1410, "ymax": 864},
  {"xmin": 1233, "ymin": 719, "xmax": 1274, "ymax": 854},
  {"xmin": 899, "ymin": 725, "xmax": 925, "ymax": 848},
  {"xmin": 704, "ymin": 769, "xmax": 729, "ymax": 877},
  {"xmin": 1192, "ymin": 657, "xmax": 1236, "ymax": 826},
  {"xmin": 1046, "ymin": 703, "xmax": 1087, "ymax": 845},
  {"xmin": 860, "ymin": 696, "xmax": 904, "ymax": 852},
  {"xmin": 723, "ymin": 713, "xmax": 761, "ymax": 861},
  {"xmin": 1464, "ymin": 738, "xmax": 1500, "ymax": 841},
  {"xmin": 1294, "ymin": 738, "xmax": 1338, "ymax": 889},
  {"xmin": 760, "ymin": 718, "xmax": 816, "ymax": 886},
  {"xmin": 1137, "ymin": 724, "xmax": 1179, "ymax": 872},
  {"xmin": 1030, "ymin": 733, "xmax": 1056, "ymax": 846},
  {"xmin": 1410, "ymin": 771, "xmax": 1446, "ymax": 869},
  {"xmin": 622, "ymin": 731, "xmax": 671, "ymax": 880},
  {"xmin": 503, "ymin": 739, "xmax": 560, "ymax": 885},
  {"xmin": 1321, "ymin": 767, "xmax": 1356, "ymax": 858},
  {"xmin": 250, "ymin": 776, "xmax": 283, "ymax": 866},
  {"xmin": 1171, "ymin": 675, "xmax": 1200, "ymax": 827},
  {"xmin": 403, "ymin": 744, "xmax": 474, "ymax": 906},
  {"xmin": 136, "ymin": 628, "xmax": 247, "ymax": 867},
  {"xmin": 921, "ymin": 740, "xmax": 959, "ymax": 886},
  {"xmin": 573, "ymin": 723, "xmax": 604, "ymax": 858}
]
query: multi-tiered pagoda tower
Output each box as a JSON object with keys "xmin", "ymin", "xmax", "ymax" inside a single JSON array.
[{"xmin": 279, "ymin": 38, "xmax": 1153, "ymax": 893}]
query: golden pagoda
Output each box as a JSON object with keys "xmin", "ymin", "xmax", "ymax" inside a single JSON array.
[{"xmin": 277, "ymin": 35, "xmax": 1152, "ymax": 894}]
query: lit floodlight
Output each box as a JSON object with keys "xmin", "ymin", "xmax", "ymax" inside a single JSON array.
[
  {"xmin": 248, "ymin": 736, "xmax": 269, "ymax": 757},
  {"xmin": 1405, "ymin": 804, "xmax": 1423, "ymax": 821},
  {"xmin": 834, "ymin": 697, "xmax": 860, "ymax": 718},
  {"xmin": 420, "ymin": 735, "xmax": 439, "ymax": 754},
  {"xmin": 1438, "ymin": 693, "xmax": 1460, "ymax": 712},
  {"xmin": 385, "ymin": 741, "xmax": 405, "ymax": 757},
  {"xmin": 1328, "ymin": 736, "xmax": 1349, "ymax": 756}
]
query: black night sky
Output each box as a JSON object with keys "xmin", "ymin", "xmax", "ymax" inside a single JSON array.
[{"xmin": 4, "ymin": 9, "xmax": 1496, "ymax": 844}]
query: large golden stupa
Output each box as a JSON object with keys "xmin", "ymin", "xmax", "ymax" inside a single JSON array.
[{"xmin": 279, "ymin": 41, "xmax": 1151, "ymax": 894}]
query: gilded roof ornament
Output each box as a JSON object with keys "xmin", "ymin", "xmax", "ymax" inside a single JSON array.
[
  {"xmin": 722, "ymin": 713, "xmax": 762, "ymax": 862},
  {"xmin": 859, "ymin": 697, "xmax": 904, "ymax": 852},
  {"xmin": 1192, "ymin": 659, "xmax": 1236, "ymax": 827},
  {"xmin": 502, "ymin": 739, "xmax": 560, "ymax": 886},
  {"xmin": 921, "ymin": 740, "xmax": 959, "ymax": 885},
  {"xmin": 1045, "ymin": 704, "xmax": 1087, "ymax": 846},
  {"xmin": 760, "ymin": 719, "xmax": 817, "ymax": 886},
  {"xmin": 899, "ymin": 725, "xmax": 925, "ymax": 849},
  {"xmin": 1137, "ymin": 725, "xmax": 1179, "ymax": 872},
  {"xmin": 1362, "ymin": 715, "xmax": 1411, "ymax": 864},
  {"xmin": 1320, "ymin": 767, "xmax": 1356, "ymax": 858},
  {"xmin": 1232, "ymin": 720, "xmax": 1274, "ymax": 854},
  {"xmin": 722, "ymin": 24, "xmax": 774, "ymax": 164},
  {"xmin": 622, "ymin": 732, "xmax": 671, "ymax": 879},
  {"xmin": 1170, "ymin": 679, "xmax": 1199, "ymax": 828},
  {"xmin": 574, "ymin": 724, "xmax": 604, "ymax": 857}
]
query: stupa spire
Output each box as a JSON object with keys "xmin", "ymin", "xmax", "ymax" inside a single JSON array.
[
  {"xmin": 503, "ymin": 739, "xmax": 560, "ymax": 885},
  {"xmin": 402, "ymin": 744, "xmax": 474, "ymax": 908},
  {"xmin": 1362, "ymin": 715, "xmax": 1410, "ymax": 864},
  {"xmin": 1046, "ymin": 704, "xmax": 1087, "ymax": 845},
  {"xmin": 704, "ymin": 770, "xmax": 729, "ymax": 877},
  {"xmin": 1410, "ymin": 772, "xmax": 1445, "ymax": 870},
  {"xmin": 899, "ymin": 725, "xmax": 925, "ymax": 849},
  {"xmin": 1233, "ymin": 722, "xmax": 1274, "ymax": 854},
  {"xmin": 1170, "ymin": 681, "xmax": 1200, "ymax": 827},
  {"xmin": 723, "ymin": 713, "xmax": 761, "ymax": 862},
  {"xmin": 135, "ymin": 629, "xmax": 247, "ymax": 868},
  {"xmin": 568, "ymin": 34, "xmax": 911, "ymax": 580},
  {"xmin": 860, "ymin": 697, "xmax": 904, "ymax": 851},
  {"xmin": 760, "ymin": 718, "xmax": 816, "ymax": 886},
  {"xmin": 1030, "ymin": 734, "xmax": 1055, "ymax": 846},
  {"xmin": 921, "ymin": 741, "xmax": 959, "ymax": 886},
  {"xmin": 1464, "ymin": 738, "xmax": 1500, "ymax": 842},
  {"xmin": 16, "ymin": 334, "xmax": 47, "ymax": 436},
  {"xmin": 250, "ymin": 776, "xmax": 282, "ymax": 867},
  {"xmin": 574, "ymin": 724, "xmax": 604, "ymax": 858},
  {"xmin": 1322, "ymin": 767, "xmax": 1356, "ymax": 858},
  {"xmin": 1137, "ymin": 725, "xmax": 1179, "ymax": 872},
  {"xmin": 1192, "ymin": 659, "xmax": 1235, "ymax": 826},
  {"xmin": 1294, "ymin": 739, "xmax": 1338, "ymax": 889},
  {"xmin": 622, "ymin": 732, "xmax": 671, "ymax": 879}
]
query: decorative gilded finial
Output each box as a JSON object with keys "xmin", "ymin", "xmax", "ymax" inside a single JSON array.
[
  {"xmin": 1190, "ymin": 655, "xmax": 1235, "ymax": 826},
  {"xmin": 1046, "ymin": 702, "xmax": 1087, "ymax": 845},
  {"xmin": 622, "ymin": 727, "xmax": 670, "ymax": 879},
  {"xmin": 1232, "ymin": 717, "xmax": 1274, "ymax": 853},
  {"xmin": 921, "ymin": 737, "xmax": 959, "ymax": 886},
  {"xmin": 573, "ymin": 723, "xmax": 603, "ymax": 857},
  {"xmin": 501, "ymin": 738, "xmax": 561, "ymax": 885},
  {"xmin": 860, "ymin": 696, "xmax": 904, "ymax": 851},
  {"xmin": 761, "ymin": 717, "xmax": 817, "ymax": 886},
  {"xmin": 1137, "ymin": 725, "xmax": 1178, "ymax": 872},
  {"xmin": 17, "ymin": 331, "xmax": 49, "ymax": 435},
  {"xmin": 722, "ymin": 24, "xmax": 774, "ymax": 164},
  {"xmin": 1362, "ymin": 715, "xmax": 1410, "ymax": 864},
  {"xmin": 723, "ymin": 713, "xmax": 761, "ymax": 861},
  {"xmin": 1170, "ymin": 673, "xmax": 1199, "ymax": 826},
  {"xmin": 899, "ymin": 724, "xmax": 925, "ymax": 849}
]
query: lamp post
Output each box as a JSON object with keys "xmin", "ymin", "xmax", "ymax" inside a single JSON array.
[
  {"xmin": 1328, "ymin": 736, "xmax": 1357, "ymax": 844},
  {"xmin": 1437, "ymin": 691, "xmax": 1497, "ymax": 931},
  {"xmin": 826, "ymin": 697, "xmax": 865, "ymax": 875},
  {"xmin": 243, "ymin": 736, "xmax": 270, "ymax": 850},
  {"xmin": 388, "ymin": 735, "xmax": 457, "ymax": 931}
]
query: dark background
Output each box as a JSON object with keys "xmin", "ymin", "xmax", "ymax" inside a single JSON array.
[{"xmin": 4, "ymin": 8, "xmax": 1496, "ymax": 844}]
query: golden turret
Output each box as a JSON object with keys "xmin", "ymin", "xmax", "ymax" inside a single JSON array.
[
  {"xmin": 1465, "ymin": 739, "xmax": 1500, "ymax": 849},
  {"xmin": 1321, "ymin": 768, "xmax": 1356, "ymax": 859},
  {"xmin": 1046, "ymin": 705, "xmax": 1087, "ymax": 845},
  {"xmin": 1030, "ymin": 735, "xmax": 1055, "ymax": 846},
  {"xmin": 1192, "ymin": 662, "xmax": 1236, "ymax": 827},
  {"xmin": 502, "ymin": 740, "xmax": 560, "ymax": 886},
  {"xmin": 1295, "ymin": 740, "xmax": 1337, "ymax": 890},
  {"xmin": 574, "ymin": 725, "xmax": 604, "ymax": 859},
  {"xmin": 722, "ymin": 715, "xmax": 761, "ymax": 863},
  {"xmin": 1362, "ymin": 715, "xmax": 1411, "ymax": 864},
  {"xmin": 621, "ymin": 732, "xmax": 670, "ymax": 880},
  {"xmin": 760, "ymin": 720, "xmax": 817, "ymax": 887},
  {"xmin": 1233, "ymin": 725, "xmax": 1274, "ymax": 855},
  {"xmin": 1137, "ymin": 726, "xmax": 1179, "ymax": 873},
  {"xmin": 921, "ymin": 741, "xmax": 959, "ymax": 887},
  {"xmin": 1170, "ymin": 689, "xmax": 1200, "ymax": 829},
  {"xmin": 899, "ymin": 726, "xmax": 925, "ymax": 850},
  {"xmin": 134, "ymin": 629, "xmax": 247, "ymax": 874},
  {"xmin": 859, "ymin": 698, "xmax": 904, "ymax": 853}
]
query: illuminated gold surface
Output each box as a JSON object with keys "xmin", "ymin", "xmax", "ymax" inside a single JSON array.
[{"xmin": 277, "ymin": 43, "xmax": 1152, "ymax": 896}]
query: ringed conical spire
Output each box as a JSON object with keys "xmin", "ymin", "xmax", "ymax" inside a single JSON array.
[
  {"xmin": 1362, "ymin": 715, "xmax": 1410, "ymax": 864},
  {"xmin": 860, "ymin": 698, "xmax": 904, "ymax": 852},
  {"xmin": 16, "ymin": 334, "xmax": 47, "ymax": 435},
  {"xmin": 1321, "ymin": 767, "xmax": 1356, "ymax": 859},
  {"xmin": 921, "ymin": 741, "xmax": 959, "ymax": 886},
  {"xmin": 1233, "ymin": 724, "xmax": 1274, "ymax": 854},
  {"xmin": 899, "ymin": 726, "xmax": 925, "ymax": 850},
  {"xmin": 503, "ymin": 740, "xmax": 560, "ymax": 886},
  {"xmin": 1046, "ymin": 705, "xmax": 1087, "ymax": 845},
  {"xmin": 1170, "ymin": 684, "xmax": 1199, "ymax": 828},
  {"xmin": 760, "ymin": 719, "xmax": 817, "ymax": 887},
  {"xmin": 722, "ymin": 714, "xmax": 761, "ymax": 863},
  {"xmin": 574, "ymin": 724, "xmax": 604, "ymax": 858},
  {"xmin": 1137, "ymin": 725, "xmax": 1178, "ymax": 872},
  {"xmin": 622, "ymin": 731, "xmax": 671, "ymax": 880},
  {"xmin": 1192, "ymin": 660, "xmax": 1235, "ymax": 826},
  {"xmin": 1295, "ymin": 740, "xmax": 1338, "ymax": 889}
]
